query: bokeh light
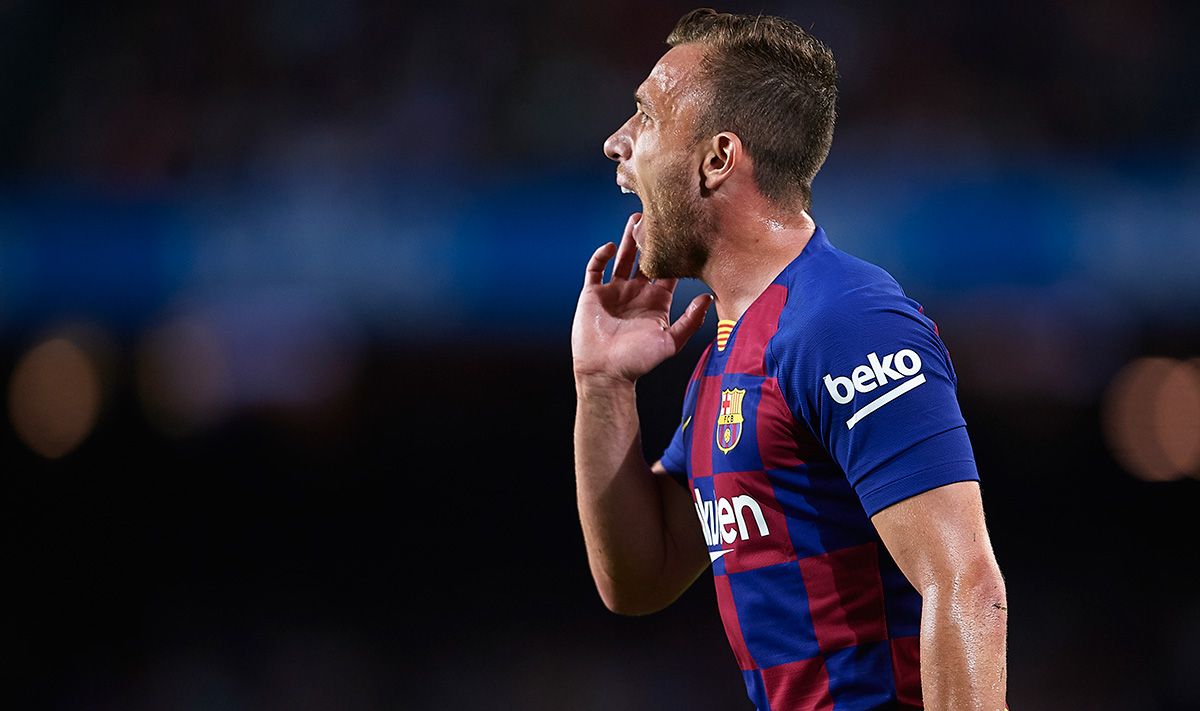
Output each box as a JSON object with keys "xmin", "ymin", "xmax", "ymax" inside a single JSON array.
[
  {"xmin": 137, "ymin": 314, "xmax": 232, "ymax": 435},
  {"xmin": 7, "ymin": 337, "xmax": 102, "ymax": 459},
  {"xmin": 137, "ymin": 294, "xmax": 362, "ymax": 435},
  {"xmin": 1103, "ymin": 357, "xmax": 1200, "ymax": 482}
]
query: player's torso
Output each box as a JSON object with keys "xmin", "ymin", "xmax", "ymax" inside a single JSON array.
[
  {"xmin": 680, "ymin": 324, "xmax": 880, "ymax": 576},
  {"xmin": 676, "ymin": 275, "xmax": 925, "ymax": 709}
]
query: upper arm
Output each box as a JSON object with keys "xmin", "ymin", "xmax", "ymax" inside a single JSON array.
[
  {"xmin": 651, "ymin": 459, "xmax": 710, "ymax": 583},
  {"xmin": 870, "ymin": 480, "xmax": 1002, "ymax": 595}
]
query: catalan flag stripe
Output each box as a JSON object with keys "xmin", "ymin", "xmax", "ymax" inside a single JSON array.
[{"xmin": 716, "ymin": 319, "xmax": 737, "ymax": 351}]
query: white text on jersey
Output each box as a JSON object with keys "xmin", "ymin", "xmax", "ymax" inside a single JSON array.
[
  {"xmin": 693, "ymin": 488, "xmax": 770, "ymax": 559},
  {"xmin": 822, "ymin": 349, "xmax": 927, "ymax": 429}
]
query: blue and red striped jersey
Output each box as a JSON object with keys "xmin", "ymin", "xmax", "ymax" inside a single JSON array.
[{"xmin": 658, "ymin": 226, "xmax": 979, "ymax": 710}]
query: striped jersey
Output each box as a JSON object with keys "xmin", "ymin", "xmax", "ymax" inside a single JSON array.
[{"xmin": 659, "ymin": 226, "xmax": 979, "ymax": 710}]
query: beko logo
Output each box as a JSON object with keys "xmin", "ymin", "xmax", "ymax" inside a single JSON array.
[{"xmin": 822, "ymin": 349, "xmax": 927, "ymax": 429}]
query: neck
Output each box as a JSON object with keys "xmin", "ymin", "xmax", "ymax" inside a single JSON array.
[{"xmin": 701, "ymin": 209, "xmax": 816, "ymax": 322}]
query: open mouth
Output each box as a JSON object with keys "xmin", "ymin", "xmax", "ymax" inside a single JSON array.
[
  {"xmin": 616, "ymin": 172, "xmax": 641, "ymax": 201},
  {"xmin": 617, "ymin": 174, "xmax": 646, "ymax": 245}
]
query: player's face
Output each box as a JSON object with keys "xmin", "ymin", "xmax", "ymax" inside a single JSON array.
[{"xmin": 604, "ymin": 45, "xmax": 713, "ymax": 280}]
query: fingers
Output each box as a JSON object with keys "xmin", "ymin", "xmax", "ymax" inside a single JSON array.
[
  {"xmin": 667, "ymin": 293, "xmax": 714, "ymax": 351},
  {"xmin": 611, "ymin": 212, "xmax": 641, "ymax": 281},
  {"xmin": 654, "ymin": 277, "xmax": 678, "ymax": 294},
  {"xmin": 584, "ymin": 241, "xmax": 617, "ymax": 286},
  {"xmin": 585, "ymin": 213, "xmax": 645, "ymax": 287}
]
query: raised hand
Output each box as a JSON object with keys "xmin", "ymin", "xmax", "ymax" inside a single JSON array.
[{"xmin": 571, "ymin": 213, "xmax": 713, "ymax": 385}]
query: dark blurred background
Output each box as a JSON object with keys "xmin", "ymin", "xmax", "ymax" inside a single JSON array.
[{"xmin": 3, "ymin": 1, "xmax": 1199, "ymax": 709}]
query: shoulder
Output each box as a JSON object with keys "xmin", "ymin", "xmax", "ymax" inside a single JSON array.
[
  {"xmin": 768, "ymin": 243, "xmax": 921, "ymax": 368},
  {"xmin": 765, "ymin": 239, "xmax": 956, "ymax": 422}
]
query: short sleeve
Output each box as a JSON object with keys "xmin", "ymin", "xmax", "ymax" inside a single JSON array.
[
  {"xmin": 657, "ymin": 348, "xmax": 711, "ymax": 491},
  {"xmin": 774, "ymin": 293, "xmax": 979, "ymax": 517},
  {"xmin": 657, "ymin": 415, "xmax": 690, "ymax": 490}
]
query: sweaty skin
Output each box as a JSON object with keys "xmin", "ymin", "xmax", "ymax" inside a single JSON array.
[
  {"xmin": 872, "ymin": 482, "xmax": 1008, "ymax": 710},
  {"xmin": 574, "ymin": 43, "xmax": 1007, "ymax": 710}
]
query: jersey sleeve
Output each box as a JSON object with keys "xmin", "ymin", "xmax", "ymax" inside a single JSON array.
[
  {"xmin": 773, "ymin": 292, "xmax": 979, "ymax": 517},
  {"xmin": 657, "ymin": 413, "xmax": 690, "ymax": 490},
  {"xmin": 657, "ymin": 346, "xmax": 711, "ymax": 490}
]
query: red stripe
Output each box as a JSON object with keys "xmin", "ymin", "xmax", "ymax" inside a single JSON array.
[
  {"xmin": 717, "ymin": 470, "xmax": 796, "ymax": 574},
  {"xmin": 713, "ymin": 574, "xmax": 756, "ymax": 670},
  {"xmin": 890, "ymin": 636, "xmax": 922, "ymax": 706},
  {"xmin": 797, "ymin": 543, "xmax": 888, "ymax": 653},
  {"xmin": 761, "ymin": 657, "xmax": 835, "ymax": 710},
  {"xmin": 725, "ymin": 284, "xmax": 787, "ymax": 376},
  {"xmin": 690, "ymin": 375, "xmax": 720, "ymax": 479},
  {"xmin": 756, "ymin": 377, "xmax": 827, "ymax": 468}
]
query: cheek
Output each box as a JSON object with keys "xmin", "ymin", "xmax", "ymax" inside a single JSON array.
[{"xmin": 633, "ymin": 127, "xmax": 665, "ymax": 163}]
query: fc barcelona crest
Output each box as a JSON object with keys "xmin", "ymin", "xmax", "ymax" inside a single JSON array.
[{"xmin": 716, "ymin": 388, "xmax": 746, "ymax": 454}]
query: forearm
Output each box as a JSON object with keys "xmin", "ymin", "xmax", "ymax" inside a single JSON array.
[
  {"xmin": 574, "ymin": 376, "xmax": 670, "ymax": 600},
  {"xmin": 919, "ymin": 564, "xmax": 1008, "ymax": 710},
  {"xmin": 569, "ymin": 221, "xmax": 712, "ymax": 612}
]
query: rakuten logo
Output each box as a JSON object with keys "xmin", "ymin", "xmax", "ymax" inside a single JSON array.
[
  {"xmin": 822, "ymin": 349, "xmax": 927, "ymax": 429},
  {"xmin": 693, "ymin": 489, "xmax": 769, "ymax": 561}
]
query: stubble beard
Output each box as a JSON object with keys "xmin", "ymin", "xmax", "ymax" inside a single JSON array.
[{"xmin": 638, "ymin": 159, "xmax": 712, "ymax": 280}]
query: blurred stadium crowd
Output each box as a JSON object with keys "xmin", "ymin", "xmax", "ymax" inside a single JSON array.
[
  {"xmin": 2, "ymin": 1, "xmax": 1198, "ymax": 709},
  {"xmin": 5, "ymin": 1, "xmax": 1197, "ymax": 181}
]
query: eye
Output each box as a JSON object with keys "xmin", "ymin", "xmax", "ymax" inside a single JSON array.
[{"xmin": 637, "ymin": 108, "xmax": 651, "ymax": 124}]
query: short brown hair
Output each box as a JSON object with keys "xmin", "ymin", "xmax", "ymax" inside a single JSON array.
[{"xmin": 667, "ymin": 8, "xmax": 837, "ymax": 212}]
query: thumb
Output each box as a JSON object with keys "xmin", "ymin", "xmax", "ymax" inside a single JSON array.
[{"xmin": 667, "ymin": 293, "xmax": 714, "ymax": 351}]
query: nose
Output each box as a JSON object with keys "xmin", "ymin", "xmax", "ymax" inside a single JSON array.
[{"xmin": 604, "ymin": 126, "xmax": 631, "ymax": 163}]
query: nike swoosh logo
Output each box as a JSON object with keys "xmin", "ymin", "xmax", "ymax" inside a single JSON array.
[
  {"xmin": 681, "ymin": 416, "xmax": 692, "ymax": 432},
  {"xmin": 709, "ymin": 549, "xmax": 733, "ymax": 562}
]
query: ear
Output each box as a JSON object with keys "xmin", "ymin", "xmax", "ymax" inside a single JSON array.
[{"xmin": 700, "ymin": 132, "xmax": 741, "ymax": 191}]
